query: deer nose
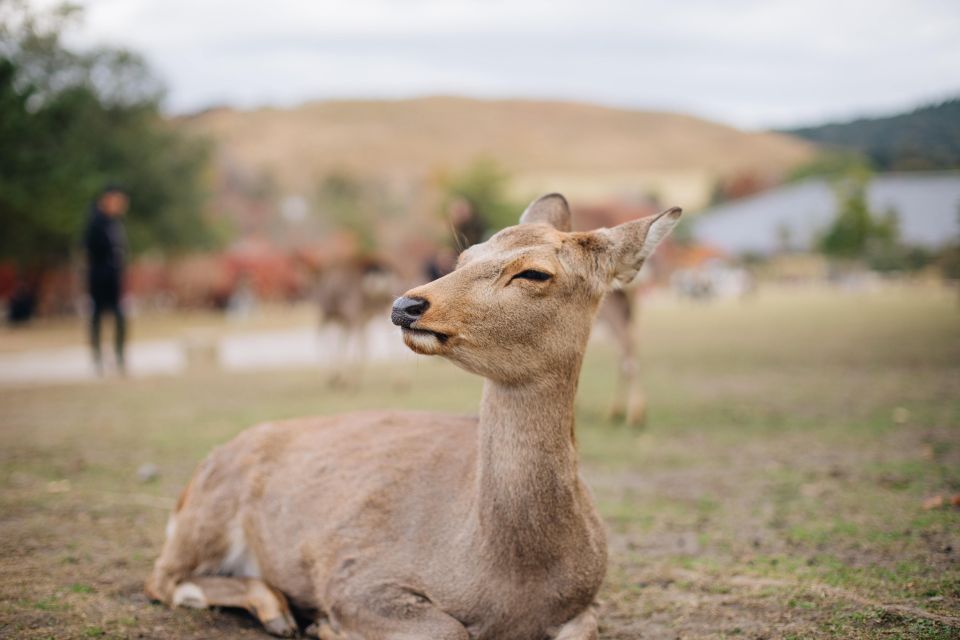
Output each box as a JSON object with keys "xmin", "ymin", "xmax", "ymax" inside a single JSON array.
[{"xmin": 391, "ymin": 296, "xmax": 429, "ymax": 328}]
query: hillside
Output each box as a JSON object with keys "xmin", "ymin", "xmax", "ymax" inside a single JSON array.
[
  {"xmin": 787, "ymin": 98, "xmax": 960, "ymax": 170},
  {"xmin": 180, "ymin": 97, "xmax": 815, "ymax": 210}
]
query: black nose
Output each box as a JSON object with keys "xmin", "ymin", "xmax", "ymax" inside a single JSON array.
[{"xmin": 391, "ymin": 296, "xmax": 429, "ymax": 328}]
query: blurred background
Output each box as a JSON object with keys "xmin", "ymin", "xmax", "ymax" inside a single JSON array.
[{"xmin": 1, "ymin": 1, "xmax": 958, "ymax": 638}]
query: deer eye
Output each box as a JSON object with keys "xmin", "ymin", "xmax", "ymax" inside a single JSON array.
[{"xmin": 510, "ymin": 269, "xmax": 552, "ymax": 283}]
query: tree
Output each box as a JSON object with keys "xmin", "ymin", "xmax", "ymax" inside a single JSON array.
[
  {"xmin": 787, "ymin": 98, "xmax": 960, "ymax": 171},
  {"xmin": 787, "ymin": 150, "xmax": 872, "ymax": 182},
  {"xmin": 313, "ymin": 171, "xmax": 403, "ymax": 254},
  {"xmin": 0, "ymin": 1, "xmax": 212, "ymax": 272},
  {"xmin": 818, "ymin": 174, "xmax": 897, "ymax": 260},
  {"xmin": 439, "ymin": 158, "xmax": 520, "ymax": 237}
]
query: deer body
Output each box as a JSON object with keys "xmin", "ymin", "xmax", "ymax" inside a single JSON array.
[
  {"xmin": 313, "ymin": 258, "xmax": 400, "ymax": 382},
  {"xmin": 148, "ymin": 195, "xmax": 681, "ymax": 639}
]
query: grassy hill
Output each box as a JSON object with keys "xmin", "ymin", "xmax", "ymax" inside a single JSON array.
[
  {"xmin": 180, "ymin": 97, "xmax": 815, "ymax": 210},
  {"xmin": 787, "ymin": 98, "xmax": 960, "ymax": 171}
]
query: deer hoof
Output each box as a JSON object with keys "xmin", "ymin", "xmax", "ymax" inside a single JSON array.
[
  {"xmin": 626, "ymin": 403, "xmax": 647, "ymax": 428},
  {"xmin": 626, "ymin": 410, "xmax": 647, "ymax": 428},
  {"xmin": 264, "ymin": 612, "xmax": 298, "ymax": 637},
  {"xmin": 606, "ymin": 404, "xmax": 625, "ymax": 422},
  {"xmin": 309, "ymin": 619, "xmax": 349, "ymax": 640}
]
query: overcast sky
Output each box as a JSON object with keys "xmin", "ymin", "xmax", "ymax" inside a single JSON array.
[{"xmin": 55, "ymin": 0, "xmax": 960, "ymax": 129}]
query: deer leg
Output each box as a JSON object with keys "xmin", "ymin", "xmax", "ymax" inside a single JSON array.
[
  {"xmin": 327, "ymin": 324, "xmax": 351, "ymax": 388},
  {"xmin": 322, "ymin": 582, "xmax": 469, "ymax": 640},
  {"xmin": 305, "ymin": 619, "xmax": 349, "ymax": 640},
  {"xmin": 616, "ymin": 296, "xmax": 645, "ymax": 428},
  {"xmin": 147, "ymin": 512, "xmax": 296, "ymax": 637},
  {"xmin": 337, "ymin": 327, "xmax": 362, "ymax": 389},
  {"xmin": 170, "ymin": 576, "xmax": 298, "ymax": 637},
  {"xmin": 606, "ymin": 357, "xmax": 628, "ymax": 423},
  {"xmin": 626, "ymin": 387, "xmax": 647, "ymax": 427},
  {"xmin": 352, "ymin": 321, "xmax": 369, "ymax": 385},
  {"xmin": 550, "ymin": 604, "xmax": 599, "ymax": 640},
  {"xmin": 601, "ymin": 289, "xmax": 636, "ymax": 425},
  {"xmin": 623, "ymin": 358, "xmax": 647, "ymax": 428},
  {"xmin": 608, "ymin": 346, "xmax": 645, "ymax": 425}
]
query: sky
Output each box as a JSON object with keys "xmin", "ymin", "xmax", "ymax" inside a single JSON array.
[{"xmin": 51, "ymin": 0, "xmax": 960, "ymax": 130}]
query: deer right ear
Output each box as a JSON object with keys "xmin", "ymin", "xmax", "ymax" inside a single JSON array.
[
  {"xmin": 599, "ymin": 207, "xmax": 682, "ymax": 287},
  {"xmin": 519, "ymin": 193, "xmax": 572, "ymax": 232}
]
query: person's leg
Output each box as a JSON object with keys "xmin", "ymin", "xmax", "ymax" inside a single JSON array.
[
  {"xmin": 90, "ymin": 294, "xmax": 104, "ymax": 374},
  {"xmin": 113, "ymin": 297, "xmax": 126, "ymax": 373}
]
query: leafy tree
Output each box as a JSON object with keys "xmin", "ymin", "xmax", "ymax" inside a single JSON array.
[
  {"xmin": 0, "ymin": 1, "xmax": 212, "ymax": 271},
  {"xmin": 933, "ymin": 207, "xmax": 960, "ymax": 280},
  {"xmin": 939, "ymin": 244, "xmax": 960, "ymax": 281},
  {"xmin": 787, "ymin": 150, "xmax": 872, "ymax": 182},
  {"xmin": 313, "ymin": 171, "xmax": 400, "ymax": 253},
  {"xmin": 440, "ymin": 158, "xmax": 520, "ymax": 236},
  {"xmin": 818, "ymin": 174, "xmax": 898, "ymax": 261},
  {"xmin": 787, "ymin": 98, "xmax": 960, "ymax": 171}
]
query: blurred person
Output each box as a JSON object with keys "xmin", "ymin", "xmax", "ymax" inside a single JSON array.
[
  {"xmin": 424, "ymin": 246, "xmax": 457, "ymax": 281},
  {"xmin": 448, "ymin": 196, "xmax": 486, "ymax": 250},
  {"xmin": 6, "ymin": 278, "xmax": 37, "ymax": 325},
  {"xmin": 84, "ymin": 184, "xmax": 129, "ymax": 375},
  {"xmin": 423, "ymin": 198, "xmax": 487, "ymax": 281}
]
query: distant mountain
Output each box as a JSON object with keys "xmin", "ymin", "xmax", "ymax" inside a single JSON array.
[
  {"xmin": 786, "ymin": 98, "xmax": 960, "ymax": 170},
  {"xmin": 179, "ymin": 97, "xmax": 815, "ymax": 210}
]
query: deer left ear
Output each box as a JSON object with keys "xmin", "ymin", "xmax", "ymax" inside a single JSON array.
[
  {"xmin": 519, "ymin": 193, "xmax": 572, "ymax": 232},
  {"xmin": 600, "ymin": 207, "xmax": 682, "ymax": 286}
]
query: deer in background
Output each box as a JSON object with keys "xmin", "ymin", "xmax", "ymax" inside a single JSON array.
[
  {"xmin": 597, "ymin": 287, "xmax": 647, "ymax": 426},
  {"xmin": 312, "ymin": 255, "xmax": 399, "ymax": 384},
  {"xmin": 146, "ymin": 194, "xmax": 681, "ymax": 639},
  {"xmin": 573, "ymin": 200, "xmax": 665, "ymax": 429}
]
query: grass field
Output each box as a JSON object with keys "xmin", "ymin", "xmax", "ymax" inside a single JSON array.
[{"xmin": 1, "ymin": 286, "xmax": 958, "ymax": 639}]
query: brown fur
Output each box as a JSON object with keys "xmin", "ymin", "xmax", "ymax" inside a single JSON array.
[
  {"xmin": 147, "ymin": 194, "xmax": 681, "ymax": 639},
  {"xmin": 315, "ymin": 258, "xmax": 396, "ymax": 329},
  {"xmin": 314, "ymin": 257, "xmax": 399, "ymax": 382},
  {"xmin": 598, "ymin": 288, "xmax": 647, "ymax": 426}
]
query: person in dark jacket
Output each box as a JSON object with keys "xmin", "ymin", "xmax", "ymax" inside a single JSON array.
[{"xmin": 84, "ymin": 184, "xmax": 129, "ymax": 374}]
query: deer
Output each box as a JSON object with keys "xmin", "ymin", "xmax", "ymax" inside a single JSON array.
[
  {"xmin": 145, "ymin": 194, "xmax": 681, "ymax": 640},
  {"xmin": 596, "ymin": 288, "xmax": 647, "ymax": 426},
  {"xmin": 572, "ymin": 200, "xmax": 663, "ymax": 429},
  {"xmin": 313, "ymin": 255, "xmax": 400, "ymax": 384}
]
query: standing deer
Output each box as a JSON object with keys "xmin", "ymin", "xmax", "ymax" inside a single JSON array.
[
  {"xmin": 146, "ymin": 194, "xmax": 681, "ymax": 639},
  {"xmin": 597, "ymin": 288, "xmax": 647, "ymax": 426},
  {"xmin": 574, "ymin": 201, "xmax": 662, "ymax": 429},
  {"xmin": 314, "ymin": 256, "xmax": 399, "ymax": 384}
]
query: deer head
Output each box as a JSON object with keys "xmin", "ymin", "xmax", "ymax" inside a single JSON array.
[{"xmin": 392, "ymin": 194, "xmax": 681, "ymax": 384}]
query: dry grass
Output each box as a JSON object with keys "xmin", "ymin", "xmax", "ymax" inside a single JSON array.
[
  {"xmin": 182, "ymin": 97, "xmax": 815, "ymax": 207},
  {"xmin": 1, "ymin": 285, "xmax": 958, "ymax": 639}
]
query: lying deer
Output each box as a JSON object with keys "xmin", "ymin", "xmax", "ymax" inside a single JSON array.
[{"xmin": 146, "ymin": 194, "xmax": 681, "ymax": 639}]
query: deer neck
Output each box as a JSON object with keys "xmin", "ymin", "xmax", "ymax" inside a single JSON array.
[{"xmin": 472, "ymin": 359, "xmax": 586, "ymax": 567}]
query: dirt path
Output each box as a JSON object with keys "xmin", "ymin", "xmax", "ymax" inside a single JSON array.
[{"xmin": 0, "ymin": 319, "xmax": 409, "ymax": 385}]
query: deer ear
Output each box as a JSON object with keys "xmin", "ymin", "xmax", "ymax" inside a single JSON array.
[
  {"xmin": 600, "ymin": 207, "xmax": 682, "ymax": 286},
  {"xmin": 519, "ymin": 193, "xmax": 572, "ymax": 232}
]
